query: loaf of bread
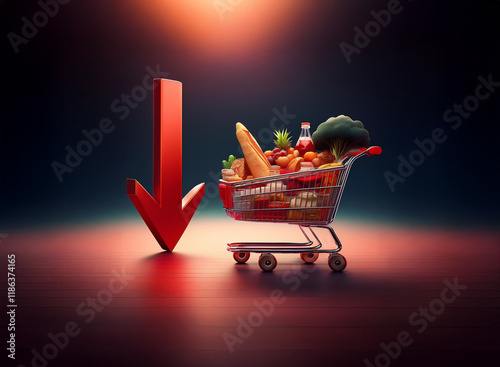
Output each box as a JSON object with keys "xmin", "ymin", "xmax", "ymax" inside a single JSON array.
[
  {"xmin": 235, "ymin": 122, "xmax": 270, "ymax": 178},
  {"xmin": 231, "ymin": 158, "xmax": 252, "ymax": 179},
  {"xmin": 318, "ymin": 150, "xmax": 335, "ymax": 165}
]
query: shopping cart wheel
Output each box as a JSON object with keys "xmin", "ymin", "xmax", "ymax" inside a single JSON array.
[
  {"xmin": 300, "ymin": 252, "xmax": 319, "ymax": 264},
  {"xmin": 259, "ymin": 253, "xmax": 277, "ymax": 272},
  {"xmin": 328, "ymin": 253, "xmax": 347, "ymax": 272},
  {"xmin": 233, "ymin": 252, "xmax": 250, "ymax": 264}
]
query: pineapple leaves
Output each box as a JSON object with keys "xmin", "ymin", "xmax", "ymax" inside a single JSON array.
[{"xmin": 273, "ymin": 129, "xmax": 292, "ymax": 150}]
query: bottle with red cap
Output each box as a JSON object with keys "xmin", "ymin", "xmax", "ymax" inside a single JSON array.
[{"xmin": 294, "ymin": 122, "xmax": 315, "ymax": 156}]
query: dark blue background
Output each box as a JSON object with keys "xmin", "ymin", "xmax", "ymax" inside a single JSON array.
[{"xmin": 1, "ymin": 0, "xmax": 499, "ymax": 230}]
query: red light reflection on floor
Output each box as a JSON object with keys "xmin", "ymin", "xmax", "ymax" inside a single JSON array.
[{"xmin": 3, "ymin": 218, "xmax": 498, "ymax": 366}]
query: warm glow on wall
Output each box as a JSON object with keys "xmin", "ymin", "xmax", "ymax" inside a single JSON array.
[{"xmin": 139, "ymin": 0, "xmax": 305, "ymax": 57}]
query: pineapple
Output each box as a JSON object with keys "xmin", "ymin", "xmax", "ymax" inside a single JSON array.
[{"xmin": 273, "ymin": 129, "xmax": 292, "ymax": 150}]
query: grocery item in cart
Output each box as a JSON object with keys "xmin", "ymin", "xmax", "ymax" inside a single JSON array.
[
  {"xmin": 283, "ymin": 171, "xmax": 324, "ymax": 196},
  {"xmin": 236, "ymin": 122, "xmax": 270, "ymax": 177},
  {"xmin": 286, "ymin": 157, "xmax": 304, "ymax": 171},
  {"xmin": 295, "ymin": 122, "xmax": 315, "ymax": 156},
  {"xmin": 312, "ymin": 115, "xmax": 370, "ymax": 162},
  {"xmin": 288, "ymin": 191, "xmax": 322, "ymax": 221},
  {"xmin": 269, "ymin": 165, "xmax": 280, "ymax": 176},
  {"xmin": 231, "ymin": 158, "xmax": 252, "ymax": 179},
  {"xmin": 222, "ymin": 155, "xmax": 236, "ymax": 169},
  {"xmin": 317, "ymin": 162, "xmax": 342, "ymax": 194},
  {"xmin": 256, "ymin": 201, "xmax": 290, "ymax": 221},
  {"xmin": 318, "ymin": 150, "xmax": 335, "ymax": 165}
]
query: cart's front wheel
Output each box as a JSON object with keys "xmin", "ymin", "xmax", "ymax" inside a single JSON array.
[
  {"xmin": 259, "ymin": 253, "xmax": 277, "ymax": 272},
  {"xmin": 300, "ymin": 252, "xmax": 319, "ymax": 264},
  {"xmin": 328, "ymin": 253, "xmax": 347, "ymax": 272},
  {"xmin": 233, "ymin": 252, "xmax": 250, "ymax": 264}
]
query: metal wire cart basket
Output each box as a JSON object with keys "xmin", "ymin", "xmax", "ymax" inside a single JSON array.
[{"xmin": 218, "ymin": 146, "xmax": 382, "ymax": 271}]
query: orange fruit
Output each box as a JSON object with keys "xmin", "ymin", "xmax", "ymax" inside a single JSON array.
[
  {"xmin": 312, "ymin": 157, "xmax": 321, "ymax": 167},
  {"xmin": 275, "ymin": 156, "xmax": 290, "ymax": 168},
  {"xmin": 287, "ymin": 147, "xmax": 295, "ymax": 155},
  {"xmin": 264, "ymin": 150, "xmax": 272, "ymax": 157},
  {"xmin": 293, "ymin": 149, "xmax": 300, "ymax": 157},
  {"xmin": 303, "ymin": 151, "xmax": 317, "ymax": 162},
  {"xmin": 287, "ymin": 153, "xmax": 294, "ymax": 161},
  {"xmin": 286, "ymin": 157, "xmax": 304, "ymax": 171}
]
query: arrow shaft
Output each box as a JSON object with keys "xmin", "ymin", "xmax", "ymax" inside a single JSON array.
[{"xmin": 154, "ymin": 79, "xmax": 182, "ymax": 207}]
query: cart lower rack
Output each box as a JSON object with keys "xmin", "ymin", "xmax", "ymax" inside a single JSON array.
[{"xmin": 218, "ymin": 146, "xmax": 381, "ymax": 271}]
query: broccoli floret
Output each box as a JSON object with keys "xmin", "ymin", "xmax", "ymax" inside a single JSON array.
[{"xmin": 312, "ymin": 115, "xmax": 370, "ymax": 162}]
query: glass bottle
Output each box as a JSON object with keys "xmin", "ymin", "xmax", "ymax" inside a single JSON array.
[{"xmin": 295, "ymin": 122, "xmax": 315, "ymax": 156}]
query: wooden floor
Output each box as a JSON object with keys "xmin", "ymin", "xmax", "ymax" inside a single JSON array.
[{"xmin": 2, "ymin": 217, "xmax": 499, "ymax": 367}]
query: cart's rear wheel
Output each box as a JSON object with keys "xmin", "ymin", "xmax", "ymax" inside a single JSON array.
[
  {"xmin": 233, "ymin": 252, "xmax": 250, "ymax": 264},
  {"xmin": 328, "ymin": 253, "xmax": 347, "ymax": 272},
  {"xmin": 259, "ymin": 253, "xmax": 277, "ymax": 272},
  {"xmin": 300, "ymin": 252, "xmax": 319, "ymax": 264}
]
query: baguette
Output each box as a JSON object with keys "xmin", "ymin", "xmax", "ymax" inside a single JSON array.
[{"xmin": 235, "ymin": 122, "xmax": 270, "ymax": 178}]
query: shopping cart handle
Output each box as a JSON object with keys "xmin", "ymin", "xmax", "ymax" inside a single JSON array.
[{"xmin": 366, "ymin": 146, "xmax": 382, "ymax": 156}]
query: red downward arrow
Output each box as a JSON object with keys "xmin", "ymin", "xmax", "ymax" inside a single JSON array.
[{"xmin": 127, "ymin": 79, "xmax": 205, "ymax": 251}]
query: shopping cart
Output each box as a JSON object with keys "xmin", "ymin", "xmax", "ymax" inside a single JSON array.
[{"xmin": 218, "ymin": 146, "xmax": 382, "ymax": 271}]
